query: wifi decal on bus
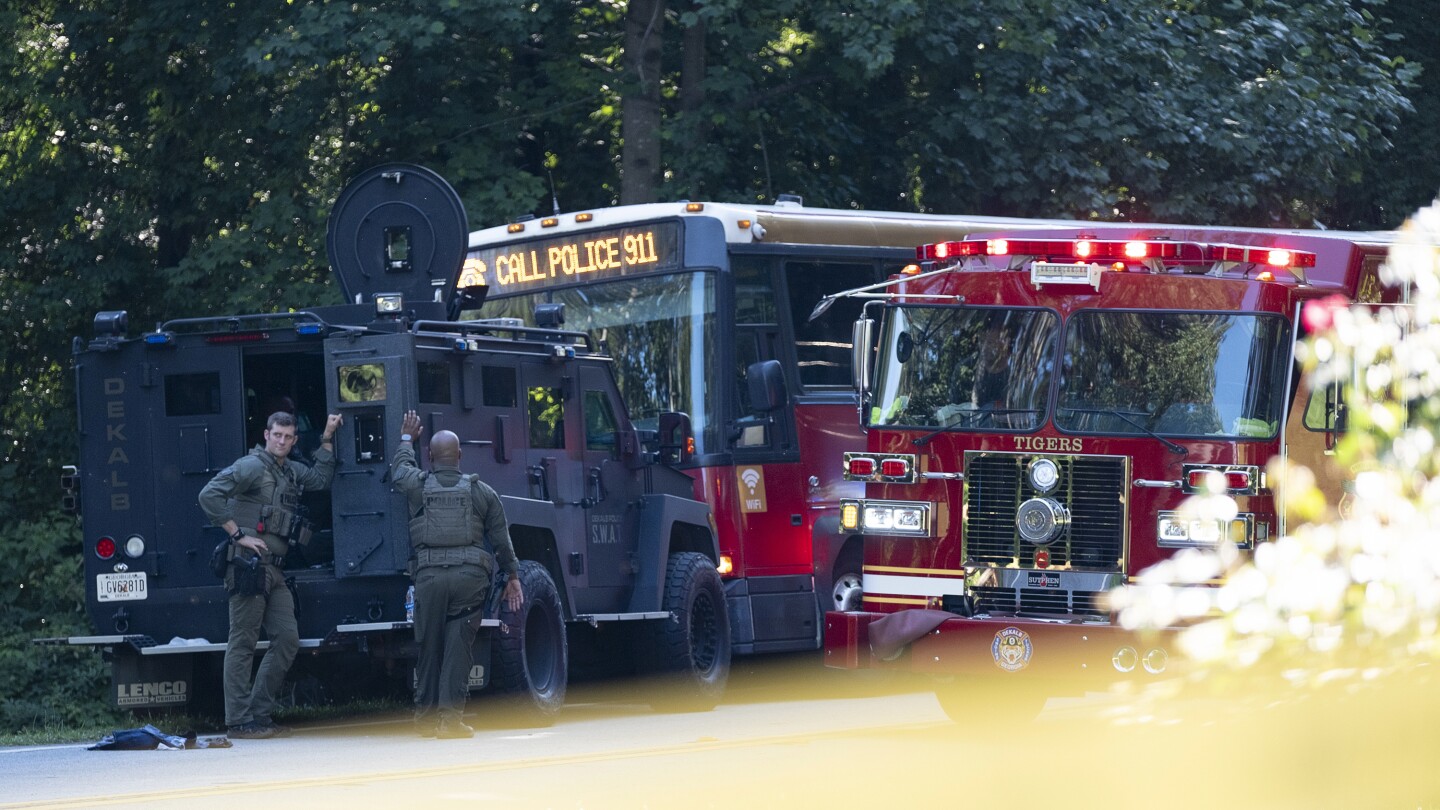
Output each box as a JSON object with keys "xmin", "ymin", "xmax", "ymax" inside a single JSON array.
[{"xmin": 737, "ymin": 467, "xmax": 768, "ymax": 513}]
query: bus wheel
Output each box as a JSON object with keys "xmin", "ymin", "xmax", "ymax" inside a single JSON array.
[
  {"xmin": 934, "ymin": 677, "xmax": 1047, "ymax": 727},
  {"xmin": 492, "ymin": 561, "xmax": 568, "ymax": 724},
  {"xmin": 831, "ymin": 571, "xmax": 863, "ymax": 612},
  {"xmin": 647, "ymin": 552, "xmax": 731, "ymax": 711}
]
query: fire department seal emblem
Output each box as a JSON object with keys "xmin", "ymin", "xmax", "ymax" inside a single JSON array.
[{"xmin": 991, "ymin": 627, "xmax": 1033, "ymax": 672}]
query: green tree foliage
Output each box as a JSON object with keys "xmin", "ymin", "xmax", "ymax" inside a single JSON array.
[
  {"xmin": 1323, "ymin": 0, "xmax": 1440, "ymax": 229},
  {"xmin": 662, "ymin": 0, "xmax": 1419, "ymax": 222}
]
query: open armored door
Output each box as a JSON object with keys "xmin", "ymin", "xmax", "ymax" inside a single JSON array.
[{"xmin": 325, "ymin": 332, "xmax": 413, "ymax": 577}]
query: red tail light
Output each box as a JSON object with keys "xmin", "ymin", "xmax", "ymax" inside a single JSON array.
[
  {"xmin": 95, "ymin": 536, "xmax": 117, "ymax": 560},
  {"xmin": 848, "ymin": 457, "xmax": 876, "ymax": 477},
  {"xmin": 880, "ymin": 458, "xmax": 910, "ymax": 477}
]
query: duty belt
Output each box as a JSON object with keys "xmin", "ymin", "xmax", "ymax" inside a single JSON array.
[
  {"xmin": 414, "ymin": 546, "xmax": 485, "ymax": 568},
  {"xmin": 231, "ymin": 547, "xmax": 285, "ymax": 568}
]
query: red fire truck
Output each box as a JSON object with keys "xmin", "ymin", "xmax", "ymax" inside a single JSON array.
[{"xmin": 821, "ymin": 224, "xmax": 1400, "ymax": 718}]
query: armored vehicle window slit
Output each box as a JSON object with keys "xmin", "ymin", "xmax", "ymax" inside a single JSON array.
[
  {"xmin": 528, "ymin": 386, "xmax": 565, "ymax": 449},
  {"xmin": 165, "ymin": 373, "xmax": 222, "ymax": 416},
  {"xmin": 584, "ymin": 391, "xmax": 620, "ymax": 454},
  {"xmin": 482, "ymin": 366, "xmax": 518, "ymax": 408},
  {"xmin": 417, "ymin": 361, "xmax": 452, "ymax": 405}
]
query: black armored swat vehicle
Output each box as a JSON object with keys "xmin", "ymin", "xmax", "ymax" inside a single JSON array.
[{"xmin": 47, "ymin": 165, "xmax": 729, "ymax": 721}]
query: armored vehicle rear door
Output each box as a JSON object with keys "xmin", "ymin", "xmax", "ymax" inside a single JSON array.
[
  {"xmin": 577, "ymin": 364, "xmax": 641, "ymax": 601},
  {"xmin": 149, "ymin": 346, "xmax": 247, "ymax": 590},
  {"xmin": 325, "ymin": 332, "xmax": 413, "ymax": 577}
]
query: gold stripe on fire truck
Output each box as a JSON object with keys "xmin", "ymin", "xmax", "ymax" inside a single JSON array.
[
  {"xmin": 862, "ymin": 596, "xmax": 929, "ymax": 606},
  {"xmin": 863, "ymin": 565, "xmax": 966, "ymax": 577}
]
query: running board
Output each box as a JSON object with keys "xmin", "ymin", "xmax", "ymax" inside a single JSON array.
[
  {"xmin": 34, "ymin": 635, "xmax": 322, "ymax": 654},
  {"xmin": 572, "ymin": 611, "xmax": 671, "ymax": 627}
]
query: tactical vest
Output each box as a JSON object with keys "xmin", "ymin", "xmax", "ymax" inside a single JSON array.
[
  {"xmin": 410, "ymin": 472, "xmax": 482, "ymax": 549},
  {"xmin": 231, "ymin": 449, "xmax": 303, "ymax": 541}
]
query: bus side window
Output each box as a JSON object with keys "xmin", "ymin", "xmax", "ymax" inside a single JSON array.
[{"xmin": 784, "ymin": 262, "xmax": 880, "ymax": 388}]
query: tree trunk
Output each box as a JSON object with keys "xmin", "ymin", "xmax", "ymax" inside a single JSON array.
[
  {"xmin": 621, "ymin": 0, "xmax": 666, "ymax": 205},
  {"xmin": 677, "ymin": 2, "xmax": 707, "ymax": 198}
]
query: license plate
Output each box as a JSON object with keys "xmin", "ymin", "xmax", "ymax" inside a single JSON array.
[{"xmin": 97, "ymin": 572, "xmax": 148, "ymax": 602}]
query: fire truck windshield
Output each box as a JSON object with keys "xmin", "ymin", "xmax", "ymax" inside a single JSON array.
[
  {"xmin": 868, "ymin": 306, "xmax": 1291, "ymax": 441},
  {"xmin": 869, "ymin": 305, "xmax": 1059, "ymax": 431},
  {"xmin": 1057, "ymin": 311, "xmax": 1291, "ymax": 439}
]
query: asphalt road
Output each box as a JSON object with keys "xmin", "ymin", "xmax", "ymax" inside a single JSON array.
[{"xmin": 3, "ymin": 654, "xmax": 1437, "ymax": 809}]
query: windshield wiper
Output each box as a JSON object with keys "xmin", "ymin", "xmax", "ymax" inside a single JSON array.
[
  {"xmin": 912, "ymin": 408, "xmax": 1044, "ymax": 447},
  {"xmin": 1057, "ymin": 407, "xmax": 1189, "ymax": 456}
]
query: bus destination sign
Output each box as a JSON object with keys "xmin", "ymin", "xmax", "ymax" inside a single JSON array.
[{"xmin": 461, "ymin": 222, "xmax": 681, "ymax": 293}]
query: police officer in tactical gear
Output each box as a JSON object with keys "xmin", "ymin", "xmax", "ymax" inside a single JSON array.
[
  {"xmin": 392, "ymin": 410, "xmax": 523, "ymax": 739},
  {"xmin": 199, "ymin": 410, "xmax": 343, "ymax": 739}
]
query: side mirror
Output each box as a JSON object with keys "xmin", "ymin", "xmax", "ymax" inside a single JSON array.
[
  {"xmin": 657, "ymin": 411, "xmax": 694, "ymax": 464},
  {"xmin": 746, "ymin": 359, "xmax": 787, "ymax": 414},
  {"xmin": 851, "ymin": 316, "xmax": 874, "ymax": 397}
]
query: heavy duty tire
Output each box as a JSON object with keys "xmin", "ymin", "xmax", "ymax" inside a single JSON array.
[
  {"xmin": 647, "ymin": 552, "xmax": 731, "ymax": 711},
  {"xmin": 491, "ymin": 561, "xmax": 568, "ymax": 724}
]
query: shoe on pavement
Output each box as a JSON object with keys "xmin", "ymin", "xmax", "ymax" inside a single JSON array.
[
  {"xmin": 256, "ymin": 720, "xmax": 293, "ymax": 738},
  {"xmin": 436, "ymin": 720, "xmax": 474, "ymax": 739},
  {"xmin": 227, "ymin": 722, "xmax": 276, "ymax": 740}
]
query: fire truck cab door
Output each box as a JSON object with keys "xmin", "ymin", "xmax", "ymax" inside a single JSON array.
[
  {"xmin": 1282, "ymin": 301, "xmax": 1408, "ymax": 532},
  {"xmin": 325, "ymin": 333, "xmax": 412, "ymax": 577}
]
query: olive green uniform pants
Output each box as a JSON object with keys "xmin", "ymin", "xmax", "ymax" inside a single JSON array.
[
  {"xmin": 412, "ymin": 562, "xmax": 490, "ymax": 728},
  {"xmin": 223, "ymin": 565, "xmax": 298, "ymax": 728}
]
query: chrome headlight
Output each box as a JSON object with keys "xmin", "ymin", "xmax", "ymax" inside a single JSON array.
[
  {"xmin": 1157, "ymin": 511, "xmax": 1256, "ymax": 549},
  {"xmin": 839, "ymin": 499, "xmax": 932, "ymax": 537}
]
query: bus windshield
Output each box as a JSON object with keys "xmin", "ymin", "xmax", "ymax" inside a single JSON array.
[
  {"xmin": 481, "ymin": 271, "xmax": 719, "ymax": 453},
  {"xmin": 870, "ymin": 306, "xmax": 1059, "ymax": 432},
  {"xmin": 1057, "ymin": 311, "xmax": 1291, "ymax": 439}
]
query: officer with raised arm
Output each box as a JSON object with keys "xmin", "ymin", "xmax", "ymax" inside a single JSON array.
[
  {"xmin": 392, "ymin": 410, "xmax": 523, "ymax": 739},
  {"xmin": 199, "ymin": 410, "xmax": 342, "ymax": 740}
]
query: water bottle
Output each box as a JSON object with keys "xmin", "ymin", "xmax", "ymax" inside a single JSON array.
[{"xmin": 405, "ymin": 585, "xmax": 415, "ymax": 623}]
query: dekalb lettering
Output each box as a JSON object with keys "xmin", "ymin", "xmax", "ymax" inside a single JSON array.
[{"xmin": 104, "ymin": 377, "xmax": 130, "ymax": 510}]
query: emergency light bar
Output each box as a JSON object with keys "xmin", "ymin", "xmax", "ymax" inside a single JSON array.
[{"xmin": 918, "ymin": 238, "xmax": 1316, "ymax": 270}]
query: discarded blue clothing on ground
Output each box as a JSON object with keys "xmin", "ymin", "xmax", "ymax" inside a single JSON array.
[{"xmin": 88, "ymin": 724, "xmax": 232, "ymax": 750}]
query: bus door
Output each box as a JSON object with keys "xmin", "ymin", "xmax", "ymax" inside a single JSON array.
[
  {"xmin": 577, "ymin": 364, "xmax": 639, "ymax": 600},
  {"xmin": 724, "ymin": 257, "xmax": 800, "ymax": 580}
]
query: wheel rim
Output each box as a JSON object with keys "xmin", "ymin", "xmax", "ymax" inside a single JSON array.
[
  {"xmin": 524, "ymin": 603, "xmax": 560, "ymax": 695},
  {"xmin": 689, "ymin": 590, "xmax": 720, "ymax": 673},
  {"xmin": 832, "ymin": 572, "xmax": 863, "ymax": 611}
]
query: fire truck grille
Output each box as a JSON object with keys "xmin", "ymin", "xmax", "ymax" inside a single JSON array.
[
  {"xmin": 963, "ymin": 452, "xmax": 1127, "ymax": 571},
  {"xmin": 972, "ymin": 587, "xmax": 1110, "ymax": 617}
]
